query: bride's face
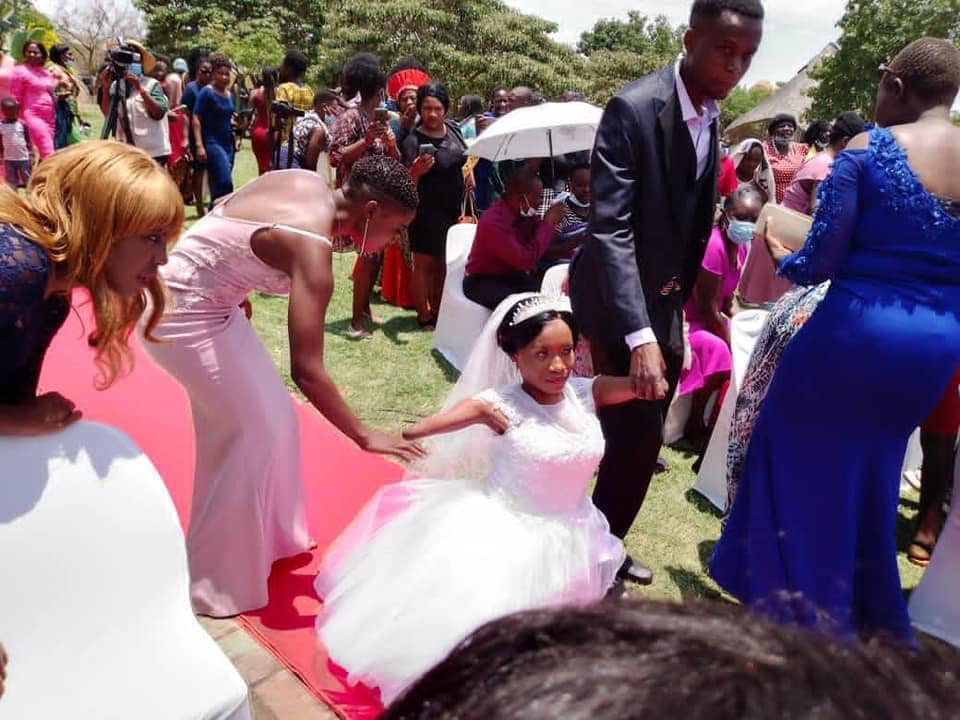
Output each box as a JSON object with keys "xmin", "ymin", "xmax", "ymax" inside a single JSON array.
[{"xmin": 513, "ymin": 318, "xmax": 576, "ymax": 403}]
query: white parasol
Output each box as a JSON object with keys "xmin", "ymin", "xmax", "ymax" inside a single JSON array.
[{"xmin": 467, "ymin": 101, "xmax": 603, "ymax": 161}]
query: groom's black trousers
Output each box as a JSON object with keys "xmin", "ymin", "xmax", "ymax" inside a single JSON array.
[{"xmin": 573, "ymin": 294, "xmax": 685, "ymax": 540}]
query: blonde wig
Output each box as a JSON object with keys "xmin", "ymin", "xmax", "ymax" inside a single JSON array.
[{"xmin": 0, "ymin": 141, "xmax": 184, "ymax": 386}]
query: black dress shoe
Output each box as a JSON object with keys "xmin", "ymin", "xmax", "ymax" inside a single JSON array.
[{"xmin": 617, "ymin": 555, "xmax": 653, "ymax": 585}]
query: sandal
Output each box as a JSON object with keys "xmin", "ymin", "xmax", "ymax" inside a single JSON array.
[
  {"xmin": 907, "ymin": 539, "xmax": 935, "ymax": 567},
  {"xmin": 346, "ymin": 326, "xmax": 373, "ymax": 340},
  {"xmin": 416, "ymin": 316, "xmax": 437, "ymax": 331}
]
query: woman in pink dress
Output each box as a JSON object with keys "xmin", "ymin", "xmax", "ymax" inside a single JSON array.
[
  {"xmin": 144, "ymin": 157, "xmax": 424, "ymax": 617},
  {"xmin": 679, "ymin": 186, "xmax": 763, "ymax": 443},
  {"xmin": 782, "ymin": 112, "xmax": 865, "ymax": 216},
  {"xmin": 10, "ymin": 41, "xmax": 55, "ymax": 159}
]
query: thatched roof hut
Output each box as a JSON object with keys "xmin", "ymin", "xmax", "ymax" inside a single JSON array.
[{"xmin": 726, "ymin": 42, "xmax": 839, "ymax": 144}]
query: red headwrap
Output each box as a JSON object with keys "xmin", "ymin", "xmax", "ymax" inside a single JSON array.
[{"xmin": 387, "ymin": 68, "xmax": 431, "ymax": 101}]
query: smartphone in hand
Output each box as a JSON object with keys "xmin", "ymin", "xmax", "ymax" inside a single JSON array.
[
  {"xmin": 374, "ymin": 107, "xmax": 389, "ymax": 123},
  {"xmin": 418, "ymin": 143, "xmax": 437, "ymax": 157}
]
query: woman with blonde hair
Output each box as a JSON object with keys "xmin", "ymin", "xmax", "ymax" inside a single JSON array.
[{"xmin": 0, "ymin": 140, "xmax": 183, "ymax": 436}]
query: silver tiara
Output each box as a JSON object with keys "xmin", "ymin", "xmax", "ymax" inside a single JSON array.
[{"xmin": 508, "ymin": 295, "xmax": 572, "ymax": 326}]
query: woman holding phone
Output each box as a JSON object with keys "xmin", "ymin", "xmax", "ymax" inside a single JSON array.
[
  {"xmin": 400, "ymin": 82, "xmax": 471, "ymax": 329},
  {"xmin": 328, "ymin": 53, "xmax": 399, "ymax": 338}
]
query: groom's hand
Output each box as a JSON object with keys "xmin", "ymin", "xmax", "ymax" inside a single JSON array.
[{"xmin": 630, "ymin": 343, "xmax": 668, "ymax": 401}]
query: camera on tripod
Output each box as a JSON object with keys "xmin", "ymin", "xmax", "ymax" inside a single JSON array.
[
  {"xmin": 105, "ymin": 38, "xmax": 141, "ymax": 77},
  {"xmin": 271, "ymin": 100, "xmax": 305, "ymax": 119}
]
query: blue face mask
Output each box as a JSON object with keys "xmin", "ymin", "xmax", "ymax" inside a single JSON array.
[
  {"xmin": 129, "ymin": 63, "xmax": 142, "ymax": 77},
  {"xmin": 726, "ymin": 218, "xmax": 756, "ymax": 246}
]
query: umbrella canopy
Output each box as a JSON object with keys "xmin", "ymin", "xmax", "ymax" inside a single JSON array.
[{"xmin": 468, "ymin": 101, "xmax": 603, "ymax": 161}]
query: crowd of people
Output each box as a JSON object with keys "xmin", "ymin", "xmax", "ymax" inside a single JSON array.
[{"xmin": 2, "ymin": 0, "xmax": 960, "ymax": 714}]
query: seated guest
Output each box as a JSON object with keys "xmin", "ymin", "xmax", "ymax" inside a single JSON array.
[
  {"xmin": 463, "ymin": 167, "xmax": 563, "ymax": 309},
  {"xmin": 539, "ymin": 163, "xmax": 591, "ymax": 273},
  {"xmin": 783, "ymin": 112, "xmax": 865, "ymax": 215},
  {"xmin": 679, "ymin": 185, "xmax": 763, "ymax": 444}
]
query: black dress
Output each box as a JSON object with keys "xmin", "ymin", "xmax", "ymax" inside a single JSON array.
[
  {"xmin": 0, "ymin": 225, "xmax": 69, "ymax": 404},
  {"xmin": 401, "ymin": 123, "xmax": 467, "ymax": 258}
]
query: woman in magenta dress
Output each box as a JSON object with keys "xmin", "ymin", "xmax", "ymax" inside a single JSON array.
[
  {"xmin": 679, "ymin": 186, "xmax": 762, "ymax": 443},
  {"xmin": 10, "ymin": 41, "xmax": 55, "ymax": 160}
]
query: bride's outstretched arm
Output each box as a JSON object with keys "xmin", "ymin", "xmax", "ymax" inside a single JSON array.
[
  {"xmin": 402, "ymin": 399, "xmax": 509, "ymax": 441},
  {"xmin": 592, "ymin": 376, "xmax": 642, "ymax": 408}
]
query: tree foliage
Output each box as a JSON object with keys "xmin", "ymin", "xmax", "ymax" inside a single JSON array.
[
  {"xmin": 809, "ymin": 0, "xmax": 960, "ymax": 121},
  {"xmin": 132, "ymin": 0, "xmax": 691, "ymax": 106},
  {"xmin": 0, "ymin": 0, "xmax": 57, "ymax": 61},
  {"xmin": 133, "ymin": 0, "xmax": 323, "ymax": 73},
  {"xmin": 314, "ymin": 0, "xmax": 583, "ymax": 100},
  {"xmin": 719, "ymin": 84, "xmax": 774, "ymax": 128},
  {"xmin": 53, "ymin": 0, "xmax": 142, "ymax": 74},
  {"xmin": 578, "ymin": 12, "xmax": 684, "ymax": 106},
  {"xmin": 578, "ymin": 12, "xmax": 683, "ymax": 58}
]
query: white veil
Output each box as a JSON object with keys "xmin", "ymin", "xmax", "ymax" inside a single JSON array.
[{"xmin": 408, "ymin": 292, "xmax": 537, "ymax": 482}]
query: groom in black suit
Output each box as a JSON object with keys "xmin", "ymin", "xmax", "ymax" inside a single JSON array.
[{"xmin": 569, "ymin": 0, "xmax": 764, "ymax": 584}]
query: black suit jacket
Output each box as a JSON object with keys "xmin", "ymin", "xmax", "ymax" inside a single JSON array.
[{"xmin": 570, "ymin": 63, "xmax": 718, "ymax": 355}]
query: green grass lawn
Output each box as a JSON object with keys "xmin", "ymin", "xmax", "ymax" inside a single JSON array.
[{"xmin": 82, "ymin": 102, "xmax": 925, "ymax": 602}]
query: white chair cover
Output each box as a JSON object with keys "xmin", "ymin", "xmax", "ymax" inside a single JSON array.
[
  {"xmin": 0, "ymin": 422, "xmax": 251, "ymax": 720},
  {"xmin": 539, "ymin": 263, "xmax": 569, "ymax": 297},
  {"xmin": 908, "ymin": 441, "xmax": 960, "ymax": 647},
  {"xmin": 433, "ymin": 224, "xmax": 491, "ymax": 372},
  {"xmin": 693, "ymin": 309, "xmax": 770, "ymax": 510}
]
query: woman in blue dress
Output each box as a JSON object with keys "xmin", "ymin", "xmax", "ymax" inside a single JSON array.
[
  {"xmin": 710, "ymin": 38, "xmax": 960, "ymax": 645},
  {"xmin": 0, "ymin": 140, "xmax": 181, "ymax": 430},
  {"xmin": 192, "ymin": 52, "xmax": 236, "ymax": 207}
]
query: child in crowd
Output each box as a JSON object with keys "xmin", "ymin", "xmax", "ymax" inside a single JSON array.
[{"xmin": 0, "ymin": 97, "xmax": 34, "ymax": 190}]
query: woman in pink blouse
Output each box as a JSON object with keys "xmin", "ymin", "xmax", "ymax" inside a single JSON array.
[{"xmin": 10, "ymin": 41, "xmax": 55, "ymax": 159}]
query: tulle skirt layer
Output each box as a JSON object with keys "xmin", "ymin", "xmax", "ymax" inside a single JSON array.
[{"xmin": 314, "ymin": 476, "xmax": 624, "ymax": 704}]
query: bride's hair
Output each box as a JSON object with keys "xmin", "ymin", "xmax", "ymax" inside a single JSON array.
[{"xmin": 496, "ymin": 300, "xmax": 578, "ymax": 355}]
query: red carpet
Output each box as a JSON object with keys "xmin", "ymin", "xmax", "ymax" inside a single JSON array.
[{"xmin": 40, "ymin": 292, "xmax": 398, "ymax": 718}]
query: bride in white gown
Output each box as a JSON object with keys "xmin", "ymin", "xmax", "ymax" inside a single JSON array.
[{"xmin": 314, "ymin": 294, "xmax": 635, "ymax": 704}]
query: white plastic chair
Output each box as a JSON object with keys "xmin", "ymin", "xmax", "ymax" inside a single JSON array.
[
  {"xmin": 909, "ymin": 442, "xmax": 960, "ymax": 647},
  {"xmin": 0, "ymin": 422, "xmax": 251, "ymax": 720},
  {"xmin": 692, "ymin": 309, "xmax": 770, "ymax": 510},
  {"xmin": 433, "ymin": 224, "xmax": 491, "ymax": 372}
]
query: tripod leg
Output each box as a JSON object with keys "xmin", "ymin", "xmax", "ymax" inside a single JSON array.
[{"xmin": 101, "ymin": 85, "xmax": 122, "ymax": 140}]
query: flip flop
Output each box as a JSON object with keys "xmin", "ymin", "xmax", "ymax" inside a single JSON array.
[
  {"xmin": 346, "ymin": 326, "xmax": 373, "ymax": 340},
  {"xmin": 907, "ymin": 539, "xmax": 935, "ymax": 567}
]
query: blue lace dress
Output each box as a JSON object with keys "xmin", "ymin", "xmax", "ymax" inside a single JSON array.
[
  {"xmin": 710, "ymin": 127, "xmax": 960, "ymax": 644},
  {"xmin": 0, "ymin": 225, "xmax": 69, "ymax": 405}
]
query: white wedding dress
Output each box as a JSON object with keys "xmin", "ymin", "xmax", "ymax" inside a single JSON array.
[{"xmin": 314, "ymin": 377, "xmax": 624, "ymax": 704}]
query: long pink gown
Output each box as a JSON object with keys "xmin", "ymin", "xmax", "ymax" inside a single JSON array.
[
  {"xmin": 10, "ymin": 63, "xmax": 55, "ymax": 159},
  {"xmin": 144, "ymin": 191, "xmax": 328, "ymax": 616}
]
